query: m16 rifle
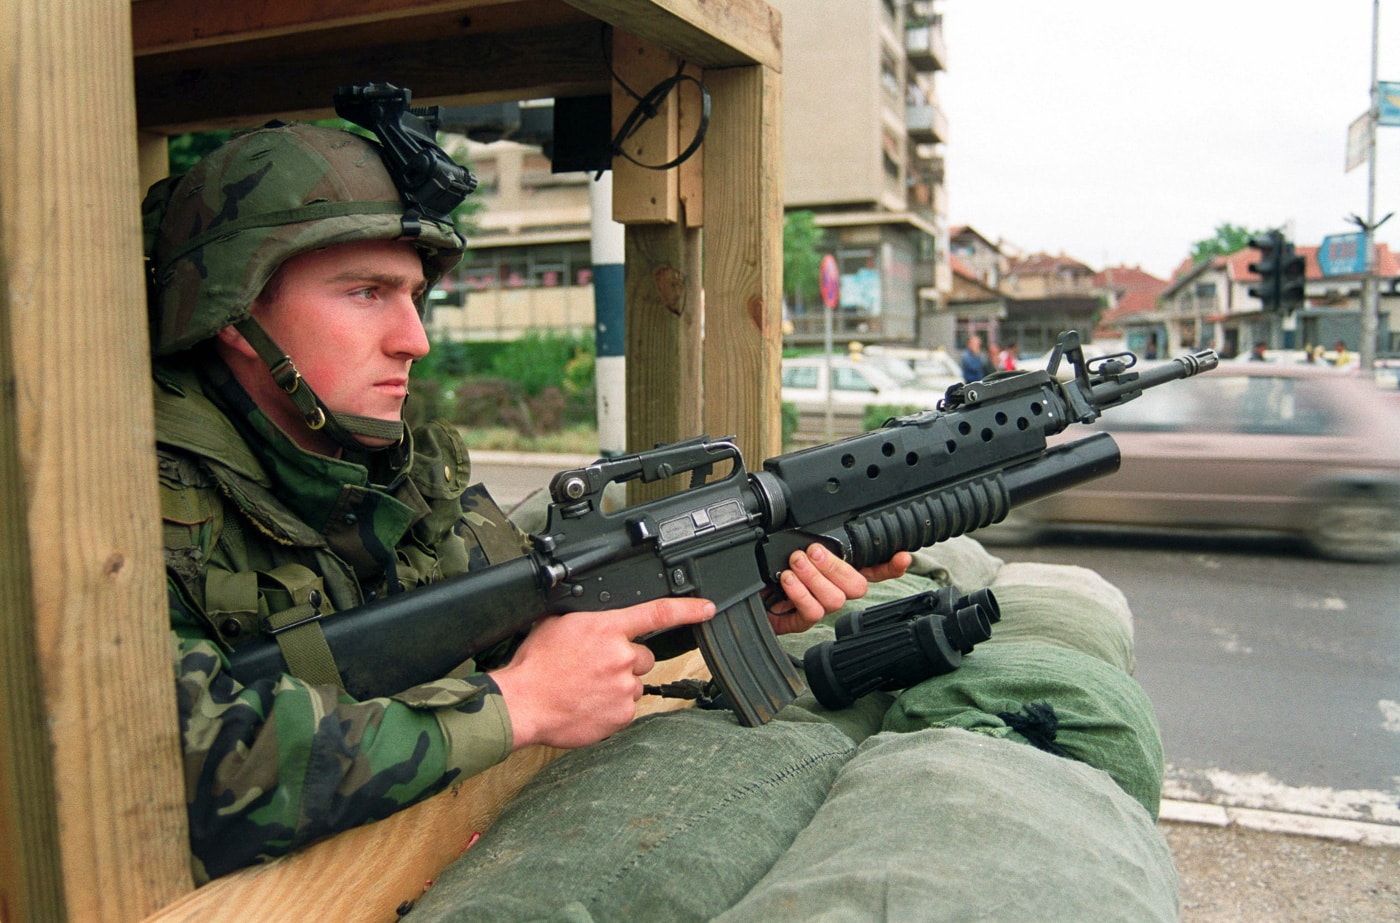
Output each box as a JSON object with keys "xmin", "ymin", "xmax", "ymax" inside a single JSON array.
[{"xmin": 227, "ymin": 332, "xmax": 1216, "ymax": 726}]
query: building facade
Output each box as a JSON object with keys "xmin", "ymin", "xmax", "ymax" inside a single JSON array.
[
  {"xmin": 1133, "ymin": 245, "xmax": 1399, "ymax": 359},
  {"xmin": 426, "ymin": 0, "xmax": 953, "ymax": 350}
]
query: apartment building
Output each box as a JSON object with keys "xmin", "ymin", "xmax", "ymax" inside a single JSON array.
[{"xmin": 427, "ymin": 0, "xmax": 952, "ymax": 349}]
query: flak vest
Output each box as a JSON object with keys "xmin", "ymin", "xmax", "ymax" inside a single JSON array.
[{"xmin": 153, "ymin": 361, "xmax": 529, "ymax": 688}]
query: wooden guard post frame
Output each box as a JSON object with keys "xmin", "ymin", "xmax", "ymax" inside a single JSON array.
[{"xmin": 0, "ymin": 1, "xmax": 783, "ymax": 920}]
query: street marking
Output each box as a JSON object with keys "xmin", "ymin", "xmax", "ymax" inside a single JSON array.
[
  {"xmin": 1381, "ymin": 699, "xmax": 1400, "ymax": 735},
  {"xmin": 1163, "ymin": 766, "xmax": 1400, "ymax": 826}
]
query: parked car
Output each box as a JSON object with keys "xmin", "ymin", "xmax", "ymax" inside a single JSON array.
[
  {"xmin": 781, "ymin": 355, "xmax": 945, "ymax": 437},
  {"xmin": 860, "ymin": 345, "xmax": 965, "ymax": 391},
  {"xmin": 979, "ymin": 363, "xmax": 1400, "ymax": 561}
]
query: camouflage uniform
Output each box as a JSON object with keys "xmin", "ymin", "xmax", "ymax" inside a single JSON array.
[{"xmin": 144, "ymin": 123, "xmax": 525, "ymax": 881}]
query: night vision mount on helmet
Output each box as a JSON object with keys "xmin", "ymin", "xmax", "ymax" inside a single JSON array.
[{"xmin": 144, "ymin": 83, "xmax": 476, "ymax": 452}]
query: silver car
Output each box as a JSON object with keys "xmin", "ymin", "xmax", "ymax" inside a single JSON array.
[
  {"xmin": 781, "ymin": 356, "xmax": 945, "ymax": 437},
  {"xmin": 983, "ymin": 363, "xmax": 1400, "ymax": 561}
]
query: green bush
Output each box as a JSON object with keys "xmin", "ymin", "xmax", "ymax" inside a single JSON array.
[
  {"xmin": 408, "ymin": 330, "xmax": 597, "ymax": 435},
  {"xmin": 780, "ymin": 401, "xmax": 799, "ymax": 449},
  {"xmin": 862, "ymin": 404, "xmax": 923, "ymax": 432}
]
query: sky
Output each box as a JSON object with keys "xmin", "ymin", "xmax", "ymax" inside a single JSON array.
[{"xmin": 938, "ymin": 0, "xmax": 1400, "ymax": 280}]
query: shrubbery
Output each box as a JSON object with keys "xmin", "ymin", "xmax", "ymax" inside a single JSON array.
[{"xmin": 407, "ymin": 330, "xmax": 596, "ymax": 436}]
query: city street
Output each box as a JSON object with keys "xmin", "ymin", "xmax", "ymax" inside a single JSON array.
[
  {"xmin": 990, "ymin": 531, "xmax": 1400, "ymax": 828},
  {"xmin": 471, "ymin": 452, "xmax": 1400, "ymax": 828}
]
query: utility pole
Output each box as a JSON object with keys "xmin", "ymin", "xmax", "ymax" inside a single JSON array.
[{"xmin": 1358, "ymin": 0, "xmax": 1383, "ymax": 377}]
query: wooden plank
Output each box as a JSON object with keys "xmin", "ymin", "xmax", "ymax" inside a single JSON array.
[
  {"xmin": 135, "ymin": 21, "xmax": 611, "ymax": 132},
  {"xmin": 700, "ymin": 64, "xmax": 783, "ymax": 463},
  {"xmin": 132, "ymin": 0, "xmax": 503, "ymax": 55},
  {"xmin": 564, "ymin": 0, "xmax": 781, "ymax": 70},
  {"xmin": 2, "ymin": 1, "xmax": 191, "ymax": 920},
  {"xmin": 142, "ymin": 653, "xmax": 708, "ymax": 923},
  {"xmin": 623, "ymin": 224, "xmax": 704, "ymax": 502},
  {"xmin": 610, "ymin": 31, "xmax": 680, "ymax": 225}
]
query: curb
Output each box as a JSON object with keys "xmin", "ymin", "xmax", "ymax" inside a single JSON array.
[
  {"xmin": 1159, "ymin": 798, "xmax": 1400, "ymax": 847},
  {"xmin": 468, "ymin": 450, "xmax": 598, "ymax": 468}
]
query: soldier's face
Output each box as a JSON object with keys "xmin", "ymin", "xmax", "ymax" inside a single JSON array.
[{"xmin": 248, "ymin": 239, "xmax": 430, "ymax": 450}]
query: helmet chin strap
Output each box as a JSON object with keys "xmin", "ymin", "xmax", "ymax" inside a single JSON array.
[{"xmin": 233, "ymin": 317, "xmax": 405, "ymax": 450}]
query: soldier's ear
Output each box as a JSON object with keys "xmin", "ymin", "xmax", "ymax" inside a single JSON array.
[{"xmin": 215, "ymin": 324, "xmax": 259, "ymax": 360}]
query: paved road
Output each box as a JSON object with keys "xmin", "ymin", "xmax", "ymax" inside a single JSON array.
[
  {"xmin": 989, "ymin": 530, "xmax": 1400, "ymax": 828},
  {"xmin": 469, "ymin": 453, "xmax": 1400, "ymax": 826}
]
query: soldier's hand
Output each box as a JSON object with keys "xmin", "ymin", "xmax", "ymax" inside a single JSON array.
[
  {"xmin": 766, "ymin": 545, "xmax": 912, "ymax": 635},
  {"xmin": 492, "ymin": 598, "xmax": 715, "ymax": 750}
]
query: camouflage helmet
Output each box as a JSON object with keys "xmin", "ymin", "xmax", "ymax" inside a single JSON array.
[{"xmin": 144, "ymin": 123, "xmax": 465, "ymax": 356}]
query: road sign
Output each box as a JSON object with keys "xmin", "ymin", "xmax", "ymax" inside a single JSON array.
[
  {"xmin": 819, "ymin": 254, "xmax": 839, "ymax": 309},
  {"xmin": 1379, "ymin": 81, "xmax": 1400, "ymax": 127},
  {"xmin": 1318, "ymin": 232, "xmax": 1368, "ymax": 276}
]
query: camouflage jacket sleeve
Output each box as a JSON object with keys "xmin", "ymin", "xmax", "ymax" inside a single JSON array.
[{"xmin": 172, "ymin": 591, "xmax": 513, "ymax": 882}]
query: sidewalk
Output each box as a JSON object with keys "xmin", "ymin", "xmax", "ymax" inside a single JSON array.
[{"xmin": 1159, "ymin": 802, "xmax": 1400, "ymax": 921}]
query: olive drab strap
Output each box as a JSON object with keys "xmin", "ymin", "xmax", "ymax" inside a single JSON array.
[
  {"xmin": 205, "ymin": 564, "xmax": 343, "ymax": 689},
  {"xmin": 260, "ymin": 565, "xmax": 343, "ymax": 690},
  {"xmin": 233, "ymin": 316, "xmax": 405, "ymax": 447}
]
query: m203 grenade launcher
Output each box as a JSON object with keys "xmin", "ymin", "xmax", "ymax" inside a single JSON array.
[{"xmin": 227, "ymin": 331, "xmax": 1217, "ymax": 726}]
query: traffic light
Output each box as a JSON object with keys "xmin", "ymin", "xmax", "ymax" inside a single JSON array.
[
  {"xmin": 1248, "ymin": 230, "xmax": 1282, "ymax": 311},
  {"xmin": 1277, "ymin": 240, "xmax": 1306, "ymax": 313}
]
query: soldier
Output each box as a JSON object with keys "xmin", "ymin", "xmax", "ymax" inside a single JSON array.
[{"xmin": 143, "ymin": 121, "xmax": 904, "ymax": 881}]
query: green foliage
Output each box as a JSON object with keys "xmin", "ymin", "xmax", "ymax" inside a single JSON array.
[
  {"xmin": 780, "ymin": 402, "xmax": 799, "ymax": 450},
  {"xmin": 407, "ymin": 331, "xmax": 596, "ymax": 437},
  {"xmin": 783, "ymin": 210, "xmax": 825, "ymax": 309},
  {"xmin": 862, "ymin": 404, "xmax": 922, "ymax": 432},
  {"xmin": 491, "ymin": 330, "xmax": 595, "ymax": 397},
  {"xmin": 167, "ymin": 132, "xmax": 236, "ymax": 175},
  {"xmin": 1189, "ymin": 222, "xmax": 1265, "ymax": 265}
]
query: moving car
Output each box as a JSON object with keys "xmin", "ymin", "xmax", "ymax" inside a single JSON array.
[{"xmin": 981, "ymin": 363, "xmax": 1400, "ymax": 561}]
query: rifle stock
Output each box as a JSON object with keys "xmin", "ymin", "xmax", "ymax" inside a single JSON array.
[{"xmin": 226, "ymin": 332, "xmax": 1217, "ymax": 726}]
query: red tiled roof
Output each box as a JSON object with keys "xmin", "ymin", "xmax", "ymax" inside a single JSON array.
[{"xmin": 949, "ymin": 253, "xmax": 978, "ymax": 279}]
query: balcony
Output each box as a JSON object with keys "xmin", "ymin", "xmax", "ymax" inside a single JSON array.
[
  {"xmin": 906, "ymin": 102, "xmax": 947, "ymax": 144},
  {"xmin": 905, "ymin": 20, "xmax": 947, "ymax": 72}
]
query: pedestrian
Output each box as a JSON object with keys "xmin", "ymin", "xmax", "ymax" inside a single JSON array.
[
  {"xmin": 1249, "ymin": 341, "xmax": 1268, "ymax": 361},
  {"xmin": 960, "ymin": 334, "xmax": 993, "ymax": 382}
]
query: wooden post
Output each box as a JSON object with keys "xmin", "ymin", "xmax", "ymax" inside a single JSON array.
[
  {"xmin": 611, "ymin": 32, "xmax": 705, "ymax": 499},
  {"xmin": 0, "ymin": 2, "xmax": 191, "ymax": 920},
  {"xmin": 701, "ymin": 63, "xmax": 784, "ymax": 463}
]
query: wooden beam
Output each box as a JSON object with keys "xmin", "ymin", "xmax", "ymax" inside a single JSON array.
[
  {"xmin": 700, "ymin": 63, "xmax": 783, "ymax": 462},
  {"xmin": 610, "ymin": 31, "xmax": 680, "ymax": 225},
  {"xmin": 135, "ymin": 21, "xmax": 612, "ymax": 132},
  {"xmin": 564, "ymin": 0, "xmax": 781, "ymax": 70},
  {"xmin": 132, "ymin": 0, "xmax": 505, "ymax": 56},
  {"xmin": 2, "ymin": 1, "xmax": 191, "ymax": 919}
]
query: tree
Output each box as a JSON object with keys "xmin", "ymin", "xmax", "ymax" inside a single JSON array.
[
  {"xmin": 783, "ymin": 210, "xmax": 824, "ymax": 311},
  {"xmin": 1188, "ymin": 222, "xmax": 1265, "ymax": 265}
]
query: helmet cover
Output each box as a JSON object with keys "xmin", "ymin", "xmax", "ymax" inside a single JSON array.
[{"xmin": 144, "ymin": 123, "xmax": 465, "ymax": 356}]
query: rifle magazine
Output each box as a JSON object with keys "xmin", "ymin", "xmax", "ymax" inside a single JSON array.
[{"xmin": 694, "ymin": 593, "xmax": 804, "ymax": 727}]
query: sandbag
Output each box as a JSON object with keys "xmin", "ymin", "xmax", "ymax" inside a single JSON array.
[
  {"xmin": 403, "ymin": 708, "xmax": 858, "ymax": 923},
  {"xmin": 713, "ymin": 728, "xmax": 1179, "ymax": 923},
  {"xmin": 989, "ymin": 561, "xmax": 1136, "ymax": 673},
  {"xmin": 882, "ymin": 641, "xmax": 1164, "ymax": 817}
]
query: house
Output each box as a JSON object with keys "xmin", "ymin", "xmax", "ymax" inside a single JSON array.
[
  {"xmin": 1140, "ymin": 244, "xmax": 1399, "ymax": 358},
  {"xmin": 1093, "ymin": 265, "xmax": 1170, "ymax": 354}
]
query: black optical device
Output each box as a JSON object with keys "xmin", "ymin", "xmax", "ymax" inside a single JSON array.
[
  {"xmin": 804, "ymin": 586, "xmax": 1000, "ymax": 710},
  {"xmin": 334, "ymin": 82, "xmax": 478, "ymax": 223}
]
